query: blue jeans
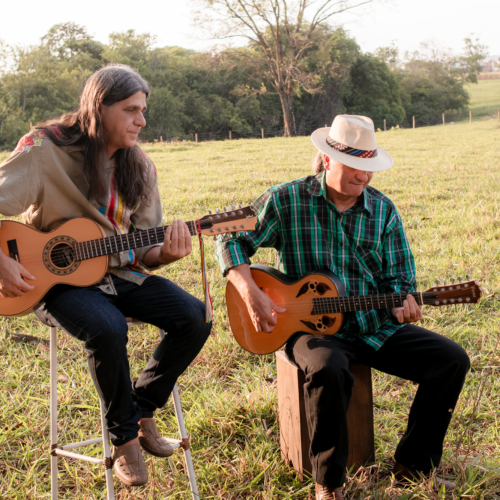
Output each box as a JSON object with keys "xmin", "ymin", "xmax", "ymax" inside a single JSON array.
[{"xmin": 41, "ymin": 275, "xmax": 212, "ymax": 446}]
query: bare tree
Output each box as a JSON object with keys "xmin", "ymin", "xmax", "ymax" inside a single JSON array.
[{"xmin": 193, "ymin": 0, "xmax": 372, "ymax": 136}]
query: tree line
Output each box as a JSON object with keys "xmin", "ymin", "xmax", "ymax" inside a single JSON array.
[{"xmin": 0, "ymin": 21, "xmax": 486, "ymax": 149}]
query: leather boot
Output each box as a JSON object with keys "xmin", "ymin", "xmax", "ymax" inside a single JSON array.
[
  {"xmin": 316, "ymin": 484, "xmax": 345, "ymax": 499},
  {"xmin": 138, "ymin": 419, "xmax": 174, "ymax": 458}
]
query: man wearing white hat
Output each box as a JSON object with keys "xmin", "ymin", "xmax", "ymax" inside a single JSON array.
[{"xmin": 215, "ymin": 115, "xmax": 469, "ymax": 498}]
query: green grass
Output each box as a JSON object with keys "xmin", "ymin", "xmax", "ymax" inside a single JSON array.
[
  {"xmin": 2, "ymin": 120, "xmax": 500, "ymax": 498},
  {"xmin": 465, "ymin": 79, "xmax": 500, "ymax": 117}
]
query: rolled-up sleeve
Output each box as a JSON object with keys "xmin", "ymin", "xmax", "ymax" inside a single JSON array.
[
  {"xmin": 0, "ymin": 148, "xmax": 41, "ymax": 216},
  {"xmin": 215, "ymin": 188, "xmax": 281, "ymax": 275}
]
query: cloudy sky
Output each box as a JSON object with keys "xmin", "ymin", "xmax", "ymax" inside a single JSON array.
[{"xmin": 1, "ymin": 0, "xmax": 497, "ymax": 58}]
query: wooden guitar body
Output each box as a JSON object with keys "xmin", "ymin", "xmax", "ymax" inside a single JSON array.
[
  {"xmin": 226, "ymin": 265, "xmax": 482, "ymax": 355},
  {"xmin": 0, "ymin": 219, "xmax": 108, "ymax": 316},
  {"xmin": 226, "ymin": 265, "xmax": 346, "ymax": 354},
  {"xmin": 0, "ymin": 205, "xmax": 257, "ymax": 317}
]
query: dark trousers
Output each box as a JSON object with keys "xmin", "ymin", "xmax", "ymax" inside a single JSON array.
[
  {"xmin": 42, "ymin": 275, "xmax": 212, "ymax": 446},
  {"xmin": 285, "ymin": 324, "xmax": 470, "ymax": 488}
]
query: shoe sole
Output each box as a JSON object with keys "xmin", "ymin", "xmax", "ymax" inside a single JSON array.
[
  {"xmin": 138, "ymin": 437, "xmax": 174, "ymax": 458},
  {"xmin": 113, "ymin": 466, "xmax": 148, "ymax": 487}
]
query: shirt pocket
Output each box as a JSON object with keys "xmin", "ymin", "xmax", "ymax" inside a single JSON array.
[{"xmin": 353, "ymin": 246, "xmax": 383, "ymax": 279}]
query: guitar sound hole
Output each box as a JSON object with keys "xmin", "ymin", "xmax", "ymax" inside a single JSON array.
[{"xmin": 50, "ymin": 243, "xmax": 75, "ymax": 269}]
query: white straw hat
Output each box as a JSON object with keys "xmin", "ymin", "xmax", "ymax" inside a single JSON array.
[{"xmin": 311, "ymin": 115, "xmax": 393, "ymax": 172}]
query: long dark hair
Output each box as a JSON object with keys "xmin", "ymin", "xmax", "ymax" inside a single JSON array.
[{"xmin": 36, "ymin": 64, "xmax": 153, "ymax": 208}]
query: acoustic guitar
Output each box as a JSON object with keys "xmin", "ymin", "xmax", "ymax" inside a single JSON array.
[
  {"xmin": 226, "ymin": 264, "xmax": 483, "ymax": 354},
  {"xmin": 0, "ymin": 205, "xmax": 256, "ymax": 317}
]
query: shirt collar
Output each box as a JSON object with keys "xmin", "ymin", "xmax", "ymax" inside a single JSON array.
[{"xmin": 308, "ymin": 170, "xmax": 374, "ymax": 216}]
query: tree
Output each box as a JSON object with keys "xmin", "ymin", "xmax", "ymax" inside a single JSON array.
[
  {"xmin": 398, "ymin": 60, "xmax": 469, "ymax": 125},
  {"xmin": 344, "ymin": 53, "xmax": 405, "ymax": 128},
  {"xmin": 453, "ymin": 36, "xmax": 488, "ymax": 84},
  {"xmin": 193, "ymin": 0, "xmax": 372, "ymax": 136},
  {"xmin": 374, "ymin": 41, "xmax": 399, "ymax": 70}
]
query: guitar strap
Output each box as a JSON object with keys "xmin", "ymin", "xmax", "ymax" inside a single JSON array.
[{"xmin": 197, "ymin": 219, "xmax": 214, "ymax": 323}]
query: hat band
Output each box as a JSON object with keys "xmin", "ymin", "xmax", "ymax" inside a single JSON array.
[{"xmin": 326, "ymin": 136, "xmax": 378, "ymax": 158}]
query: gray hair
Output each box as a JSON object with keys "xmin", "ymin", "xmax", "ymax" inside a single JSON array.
[{"xmin": 312, "ymin": 151, "xmax": 325, "ymax": 174}]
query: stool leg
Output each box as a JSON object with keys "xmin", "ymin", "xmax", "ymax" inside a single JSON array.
[
  {"xmin": 159, "ymin": 329, "xmax": 199, "ymax": 499},
  {"xmin": 99, "ymin": 398, "xmax": 115, "ymax": 500},
  {"xmin": 173, "ymin": 383, "xmax": 199, "ymax": 499},
  {"xmin": 49, "ymin": 326, "xmax": 58, "ymax": 500}
]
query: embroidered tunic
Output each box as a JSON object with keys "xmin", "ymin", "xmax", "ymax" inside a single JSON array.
[{"xmin": 0, "ymin": 130, "xmax": 163, "ymax": 292}]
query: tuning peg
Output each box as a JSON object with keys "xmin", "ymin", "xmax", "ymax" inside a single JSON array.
[
  {"xmin": 216, "ymin": 208, "xmax": 220, "ymax": 213},
  {"xmin": 230, "ymin": 205, "xmax": 235, "ymax": 210},
  {"xmin": 434, "ymin": 279, "xmax": 440, "ymax": 285},
  {"xmin": 443, "ymin": 279, "xmax": 446, "ymax": 285},
  {"xmin": 466, "ymin": 274, "xmax": 471, "ymax": 280},
  {"xmin": 238, "ymin": 203, "xmax": 242, "ymax": 209},
  {"xmin": 458, "ymin": 276, "xmax": 463, "ymax": 281},
  {"xmin": 451, "ymin": 277, "xmax": 456, "ymax": 284},
  {"xmin": 223, "ymin": 206, "xmax": 227, "ymax": 211},
  {"xmin": 208, "ymin": 209, "xmax": 212, "ymax": 215}
]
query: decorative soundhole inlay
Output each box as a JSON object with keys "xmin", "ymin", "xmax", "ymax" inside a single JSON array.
[
  {"xmin": 296, "ymin": 280, "xmax": 332, "ymax": 298},
  {"xmin": 43, "ymin": 235, "xmax": 80, "ymax": 275},
  {"xmin": 300, "ymin": 315, "xmax": 337, "ymax": 332}
]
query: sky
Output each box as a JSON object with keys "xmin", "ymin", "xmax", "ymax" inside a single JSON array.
[{"xmin": 0, "ymin": 0, "xmax": 498, "ymax": 58}]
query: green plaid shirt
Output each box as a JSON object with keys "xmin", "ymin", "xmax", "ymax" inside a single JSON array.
[{"xmin": 215, "ymin": 171, "xmax": 416, "ymax": 350}]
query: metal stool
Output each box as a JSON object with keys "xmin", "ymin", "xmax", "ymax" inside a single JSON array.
[{"xmin": 45, "ymin": 316, "xmax": 200, "ymax": 499}]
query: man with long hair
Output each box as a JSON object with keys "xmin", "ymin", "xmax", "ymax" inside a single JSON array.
[{"xmin": 0, "ymin": 64, "xmax": 211, "ymax": 487}]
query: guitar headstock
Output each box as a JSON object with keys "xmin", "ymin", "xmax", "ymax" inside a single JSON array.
[
  {"xmin": 423, "ymin": 276, "xmax": 482, "ymax": 306},
  {"xmin": 198, "ymin": 204, "xmax": 257, "ymax": 237}
]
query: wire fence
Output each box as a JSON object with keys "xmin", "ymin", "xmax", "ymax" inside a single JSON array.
[{"xmin": 151, "ymin": 104, "xmax": 500, "ymax": 144}]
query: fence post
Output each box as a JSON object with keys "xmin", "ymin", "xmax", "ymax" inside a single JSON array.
[
  {"xmin": 469, "ymin": 110, "xmax": 472, "ymax": 124},
  {"xmin": 412, "ymin": 116, "xmax": 415, "ymax": 129},
  {"xmin": 229, "ymin": 131, "xmax": 232, "ymax": 140},
  {"xmin": 383, "ymin": 119, "xmax": 386, "ymax": 131},
  {"xmin": 261, "ymin": 128, "xmax": 264, "ymax": 139},
  {"xmin": 195, "ymin": 133, "xmax": 198, "ymax": 143},
  {"xmin": 160, "ymin": 136, "xmax": 163, "ymax": 142},
  {"xmin": 442, "ymin": 113, "xmax": 445, "ymax": 126}
]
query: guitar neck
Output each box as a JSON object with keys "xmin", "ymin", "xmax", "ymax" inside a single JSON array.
[
  {"xmin": 74, "ymin": 220, "xmax": 200, "ymax": 261},
  {"xmin": 312, "ymin": 291, "xmax": 432, "ymax": 315}
]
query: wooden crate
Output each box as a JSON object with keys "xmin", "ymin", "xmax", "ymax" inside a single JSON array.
[{"xmin": 276, "ymin": 351, "xmax": 375, "ymax": 478}]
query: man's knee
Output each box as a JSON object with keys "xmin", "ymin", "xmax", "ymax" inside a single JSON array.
[
  {"xmin": 85, "ymin": 315, "xmax": 129, "ymax": 350},
  {"xmin": 436, "ymin": 340, "xmax": 470, "ymax": 381},
  {"xmin": 451, "ymin": 344, "xmax": 470, "ymax": 377},
  {"xmin": 308, "ymin": 354, "xmax": 352, "ymax": 388},
  {"xmin": 181, "ymin": 298, "xmax": 212, "ymax": 339}
]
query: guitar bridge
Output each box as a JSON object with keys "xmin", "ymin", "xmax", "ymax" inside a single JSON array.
[{"xmin": 7, "ymin": 239, "xmax": 21, "ymax": 263}]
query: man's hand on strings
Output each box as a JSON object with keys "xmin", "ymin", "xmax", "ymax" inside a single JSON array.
[
  {"xmin": 159, "ymin": 219, "xmax": 192, "ymax": 265},
  {"xmin": 227, "ymin": 264, "xmax": 286, "ymax": 333},
  {"xmin": 0, "ymin": 251, "xmax": 35, "ymax": 298},
  {"xmin": 391, "ymin": 294, "xmax": 423, "ymax": 324}
]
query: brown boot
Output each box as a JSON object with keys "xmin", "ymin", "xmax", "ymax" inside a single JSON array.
[
  {"xmin": 393, "ymin": 461, "xmax": 456, "ymax": 492},
  {"xmin": 112, "ymin": 443, "xmax": 148, "ymax": 486},
  {"xmin": 138, "ymin": 419, "xmax": 174, "ymax": 458},
  {"xmin": 316, "ymin": 484, "xmax": 345, "ymax": 500}
]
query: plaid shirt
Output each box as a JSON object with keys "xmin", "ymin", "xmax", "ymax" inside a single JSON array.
[{"xmin": 215, "ymin": 171, "xmax": 417, "ymax": 350}]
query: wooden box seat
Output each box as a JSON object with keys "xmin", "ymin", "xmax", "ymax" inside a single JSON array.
[{"xmin": 276, "ymin": 351, "xmax": 375, "ymax": 477}]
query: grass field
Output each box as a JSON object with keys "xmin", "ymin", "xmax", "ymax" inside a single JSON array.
[
  {"xmin": 465, "ymin": 79, "xmax": 500, "ymax": 117},
  {"xmin": 1, "ymin": 120, "xmax": 500, "ymax": 499}
]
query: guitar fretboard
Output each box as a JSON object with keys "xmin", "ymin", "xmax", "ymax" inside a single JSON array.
[
  {"xmin": 311, "ymin": 291, "xmax": 435, "ymax": 315},
  {"xmin": 73, "ymin": 220, "xmax": 200, "ymax": 261}
]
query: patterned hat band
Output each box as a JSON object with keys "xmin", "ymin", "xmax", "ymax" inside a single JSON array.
[{"xmin": 326, "ymin": 136, "xmax": 378, "ymax": 158}]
